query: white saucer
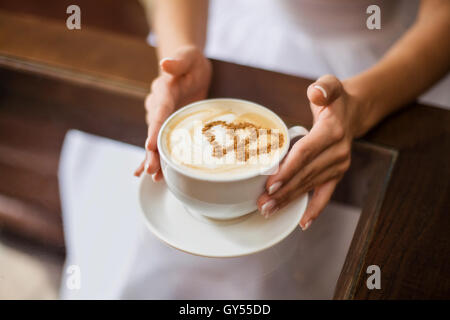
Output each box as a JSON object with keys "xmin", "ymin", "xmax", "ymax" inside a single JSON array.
[{"xmin": 139, "ymin": 174, "xmax": 308, "ymax": 258}]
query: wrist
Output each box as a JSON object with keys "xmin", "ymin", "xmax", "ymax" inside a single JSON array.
[
  {"xmin": 158, "ymin": 43, "xmax": 204, "ymax": 61},
  {"xmin": 342, "ymin": 77, "xmax": 376, "ymax": 138}
]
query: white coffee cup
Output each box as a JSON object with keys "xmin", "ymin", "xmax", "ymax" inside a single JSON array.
[{"xmin": 157, "ymin": 98, "xmax": 309, "ymax": 220}]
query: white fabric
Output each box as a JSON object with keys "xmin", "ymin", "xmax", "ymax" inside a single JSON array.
[
  {"xmin": 203, "ymin": 0, "xmax": 449, "ymax": 108},
  {"xmin": 59, "ymin": 130, "xmax": 361, "ymax": 299}
]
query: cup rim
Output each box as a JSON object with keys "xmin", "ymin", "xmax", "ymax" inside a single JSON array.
[{"xmin": 157, "ymin": 98, "xmax": 290, "ymax": 182}]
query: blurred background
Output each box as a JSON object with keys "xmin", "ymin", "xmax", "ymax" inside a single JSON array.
[{"xmin": 0, "ymin": 0, "xmax": 151, "ymax": 299}]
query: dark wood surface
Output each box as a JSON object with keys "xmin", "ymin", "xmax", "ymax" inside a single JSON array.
[
  {"xmin": 0, "ymin": 11, "xmax": 449, "ymax": 299},
  {"xmin": 352, "ymin": 105, "xmax": 450, "ymax": 299},
  {"xmin": 0, "ymin": 0, "xmax": 149, "ymax": 38}
]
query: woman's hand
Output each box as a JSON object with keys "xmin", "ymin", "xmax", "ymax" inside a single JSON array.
[
  {"xmin": 257, "ymin": 75, "xmax": 360, "ymax": 230},
  {"xmin": 134, "ymin": 45, "xmax": 212, "ymax": 180}
]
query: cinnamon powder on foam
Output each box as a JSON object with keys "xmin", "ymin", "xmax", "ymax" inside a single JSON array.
[{"xmin": 202, "ymin": 120, "xmax": 285, "ymax": 162}]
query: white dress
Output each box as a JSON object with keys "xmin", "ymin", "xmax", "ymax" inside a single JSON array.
[{"xmin": 205, "ymin": 0, "xmax": 449, "ymax": 109}]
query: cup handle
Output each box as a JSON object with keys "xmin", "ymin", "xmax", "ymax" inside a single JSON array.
[{"xmin": 288, "ymin": 126, "xmax": 309, "ymax": 143}]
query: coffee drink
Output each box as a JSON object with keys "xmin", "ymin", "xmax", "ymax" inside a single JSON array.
[
  {"xmin": 160, "ymin": 99, "xmax": 288, "ymax": 178},
  {"xmin": 157, "ymin": 98, "xmax": 308, "ymax": 219}
]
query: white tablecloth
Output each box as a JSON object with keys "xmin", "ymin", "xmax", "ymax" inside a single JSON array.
[{"xmin": 59, "ymin": 130, "xmax": 361, "ymax": 299}]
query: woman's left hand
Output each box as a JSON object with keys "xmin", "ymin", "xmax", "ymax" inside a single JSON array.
[{"xmin": 257, "ymin": 75, "xmax": 360, "ymax": 230}]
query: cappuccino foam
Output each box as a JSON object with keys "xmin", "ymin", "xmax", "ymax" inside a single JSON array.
[{"xmin": 161, "ymin": 100, "xmax": 287, "ymax": 178}]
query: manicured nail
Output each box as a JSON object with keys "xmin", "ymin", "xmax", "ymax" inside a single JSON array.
[
  {"xmin": 301, "ymin": 220, "xmax": 312, "ymax": 231},
  {"xmin": 151, "ymin": 173, "xmax": 157, "ymax": 183},
  {"xmin": 268, "ymin": 182, "xmax": 282, "ymax": 195},
  {"xmin": 159, "ymin": 57, "xmax": 175, "ymax": 67},
  {"xmin": 313, "ymin": 85, "xmax": 328, "ymax": 99},
  {"xmin": 145, "ymin": 137, "xmax": 150, "ymax": 150},
  {"xmin": 144, "ymin": 152, "xmax": 151, "ymax": 173},
  {"xmin": 261, "ymin": 200, "xmax": 276, "ymax": 216},
  {"xmin": 264, "ymin": 207, "xmax": 278, "ymax": 219}
]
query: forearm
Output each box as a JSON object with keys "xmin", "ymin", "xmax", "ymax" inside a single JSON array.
[
  {"xmin": 151, "ymin": 0, "xmax": 209, "ymax": 59},
  {"xmin": 345, "ymin": 0, "xmax": 450, "ymax": 137}
]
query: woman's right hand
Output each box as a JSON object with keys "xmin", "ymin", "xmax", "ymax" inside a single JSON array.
[{"xmin": 134, "ymin": 45, "xmax": 212, "ymax": 180}]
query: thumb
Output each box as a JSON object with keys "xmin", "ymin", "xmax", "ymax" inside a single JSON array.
[
  {"xmin": 160, "ymin": 56, "xmax": 193, "ymax": 77},
  {"xmin": 307, "ymin": 74, "xmax": 343, "ymax": 106}
]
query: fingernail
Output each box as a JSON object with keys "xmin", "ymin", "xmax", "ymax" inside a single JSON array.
[
  {"xmin": 145, "ymin": 137, "xmax": 150, "ymax": 150},
  {"xmin": 268, "ymin": 182, "xmax": 282, "ymax": 195},
  {"xmin": 261, "ymin": 200, "xmax": 276, "ymax": 216},
  {"xmin": 144, "ymin": 154, "xmax": 151, "ymax": 173},
  {"xmin": 301, "ymin": 220, "xmax": 312, "ymax": 231},
  {"xmin": 151, "ymin": 173, "xmax": 157, "ymax": 183},
  {"xmin": 264, "ymin": 207, "xmax": 278, "ymax": 219},
  {"xmin": 159, "ymin": 57, "xmax": 175, "ymax": 66},
  {"xmin": 313, "ymin": 85, "xmax": 328, "ymax": 99}
]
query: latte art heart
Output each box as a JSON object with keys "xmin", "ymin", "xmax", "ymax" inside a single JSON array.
[
  {"xmin": 202, "ymin": 120, "xmax": 285, "ymax": 162},
  {"xmin": 161, "ymin": 100, "xmax": 288, "ymax": 178}
]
